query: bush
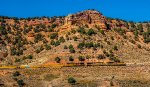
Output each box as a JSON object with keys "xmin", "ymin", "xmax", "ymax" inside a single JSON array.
[
  {"xmin": 51, "ymin": 40, "xmax": 55, "ymax": 45},
  {"xmin": 64, "ymin": 45, "xmax": 68, "ymax": 49},
  {"xmin": 109, "ymin": 50, "xmax": 113, "ymax": 53},
  {"xmin": 71, "ymin": 30, "xmax": 76, "ymax": 34},
  {"xmin": 27, "ymin": 55, "xmax": 33, "ymax": 59},
  {"xmin": 13, "ymin": 71, "xmax": 21, "ymax": 77},
  {"xmin": 85, "ymin": 42, "xmax": 94, "ymax": 48},
  {"xmin": 87, "ymin": 28, "xmax": 96, "ymax": 35},
  {"xmin": 123, "ymin": 35, "xmax": 127, "ymax": 39},
  {"xmin": 50, "ymin": 33, "xmax": 58, "ymax": 39},
  {"xmin": 59, "ymin": 37, "xmax": 65, "ymax": 43},
  {"xmin": 54, "ymin": 40, "xmax": 60, "ymax": 46},
  {"xmin": 105, "ymin": 52, "xmax": 110, "ymax": 57},
  {"xmin": 51, "ymin": 24, "xmax": 57, "ymax": 28},
  {"xmin": 69, "ymin": 47, "xmax": 75, "ymax": 53},
  {"xmin": 68, "ymin": 77, "xmax": 76, "ymax": 85},
  {"xmin": 78, "ymin": 56, "xmax": 85, "ymax": 61},
  {"xmin": 113, "ymin": 46, "xmax": 118, "ymax": 51},
  {"xmin": 77, "ymin": 27, "xmax": 86, "ymax": 34},
  {"xmin": 34, "ymin": 33, "xmax": 43, "ymax": 43},
  {"xmin": 10, "ymin": 47, "xmax": 16, "ymax": 55},
  {"xmin": 35, "ymin": 46, "xmax": 44, "ymax": 53},
  {"xmin": 130, "ymin": 40, "xmax": 136, "ymax": 44},
  {"xmin": 55, "ymin": 57, "xmax": 61, "ymax": 63},
  {"xmin": 69, "ymin": 56, "xmax": 74, "ymax": 61},
  {"xmin": 99, "ymin": 29, "xmax": 105, "ymax": 35},
  {"xmin": 78, "ymin": 42, "xmax": 85, "ymax": 49},
  {"xmin": 15, "ymin": 59, "xmax": 21, "ymax": 62},
  {"xmin": 137, "ymin": 44, "xmax": 141, "ymax": 49},
  {"xmin": 45, "ymin": 44, "xmax": 51, "ymax": 50},
  {"xmin": 137, "ymin": 24, "xmax": 143, "ymax": 32},
  {"xmin": 17, "ymin": 80, "xmax": 25, "ymax": 87},
  {"xmin": 103, "ymin": 50, "xmax": 106, "ymax": 54},
  {"xmin": 111, "ymin": 57, "xmax": 120, "ymax": 62},
  {"xmin": 69, "ymin": 44, "xmax": 73, "ymax": 49},
  {"xmin": 130, "ymin": 22, "xmax": 136, "ymax": 28},
  {"xmin": 73, "ymin": 36, "xmax": 78, "ymax": 41},
  {"xmin": 111, "ymin": 36, "xmax": 114, "ymax": 40},
  {"xmin": 97, "ymin": 54, "xmax": 105, "ymax": 59}
]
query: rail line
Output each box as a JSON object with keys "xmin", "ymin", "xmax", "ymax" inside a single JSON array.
[{"xmin": 0, "ymin": 62, "xmax": 126, "ymax": 69}]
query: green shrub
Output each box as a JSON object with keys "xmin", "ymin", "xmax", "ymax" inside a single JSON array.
[
  {"xmin": 69, "ymin": 47, "xmax": 75, "ymax": 53},
  {"xmin": 113, "ymin": 46, "xmax": 118, "ymax": 51},
  {"xmin": 111, "ymin": 57, "xmax": 120, "ymax": 62},
  {"xmin": 85, "ymin": 42, "xmax": 94, "ymax": 48},
  {"xmin": 77, "ymin": 27, "xmax": 86, "ymax": 34},
  {"xmin": 109, "ymin": 50, "xmax": 113, "ymax": 53},
  {"xmin": 69, "ymin": 56, "xmax": 74, "ymax": 61},
  {"xmin": 78, "ymin": 56, "xmax": 85, "ymax": 61},
  {"xmin": 45, "ymin": 44, "xmax": 51, "ymax": 50},
  {"xmin": 34, "ymin": 33, "xmax": 43, "ymax": 43},
  {"xmin": 17, "ymin": 80, "xmax": 25, "ymax": 87},
  {"xmin": 69, "ymin": 44, "xmax": 73, "ymax": 49},
  {"xmin": 13, "ymin": 71, "xmax": 21, "ymax": 77},
  {"xmin": 51, "ymin": 24, "xmax": 57, "ymax": 28},
  {"xmin": 50, "ymin": 33, "xmax": 58, "ymax": 39},
  {"xmin": 87, "ymin": 28, "xmax": 96, "ymax": 35},
  {"xmin": 73, "ymin": 36, "xmax": 78, "ymax": 41},
  {"xmin": 130, "ymin": 22, "xmax": 136, "ymax": 28},
  {"xmin": 68, "ymin": 77, "xmax": 76, "ymax": 85},
  {"xmin": 15, "ymin": 59, "xmax": 21, "ymax": 62},
  {"xmin": 35, "ymin": 46, "xmax": 44, "ymax": 53},
  {"xmin": 137, "ymin": 24, "xmax": 143, "ymax": 32},
  {"xmin": 111, "ymin": 36, "xmax": 114, "ymax": 40},
  {"xmin": 130, "ymin": 40, "xmax": 136, "ymax": 44},
  {"xmin": 71, "ymin": 30, "xmax": 76, "ymax": 34},
  {"xmin": 64, "ymin": 45, "xmax": 68, "ymax": 49},
  {"xmin": 27, "ymin": 55, "xmax": 33, "ymax": 59},
  {"xmin": 137, "ymin": 44, "xmax": 141, "ymax": 49},
  {"xmin": 59, "ymin": 37, "xmax": 65, "ymax": 43},
  {"xmin": 55, "ymin": 57, "xmax": 61, "ymax": 63},
  {"xmin": 123, "ymin": 35, "xmax": 127, "ymax": 39},
  {"xmin": 51, "ymin": 40, "xmax": 55, "ymax": 45},
  {"xmin": 97, "ymin": 54, "xmax": 105, "ymax": 59},
  {"xmin": 54, "ymin": 40, "xmax": 60, "ymax": 46},
  {"xmin": 105, "ymin": 52, "xmax": 110, "ymax": 57},
  {"xmin": 10, "ymin": 47, "xmax": 16, "ymax": 55},
  {"xmin": 99, "ymin": 29, "xmax": 105, "ymax": 35},
  {"xmin": 103, "ymin": 50, "xmax": 106, "ymax": 54},
  {"xmin": 78, "ymin": 42, "xmax": 85, "ymax": 49}
]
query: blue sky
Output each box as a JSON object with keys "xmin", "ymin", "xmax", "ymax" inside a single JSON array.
[{"xmin": 0, "ymin": 0, "xmax": 150, "ymax": 22}]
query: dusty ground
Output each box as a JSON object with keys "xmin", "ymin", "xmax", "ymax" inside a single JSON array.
[{"xmin": 0, "ymin": 65, "xmax": 150, "ymax": 87}]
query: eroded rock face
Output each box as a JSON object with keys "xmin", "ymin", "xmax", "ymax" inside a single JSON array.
[{"xmin": 65, "ymin": 10, "xmax": 107, "ymax": 29}]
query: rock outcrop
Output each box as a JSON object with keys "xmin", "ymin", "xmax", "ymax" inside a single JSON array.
[{"xmin": 65, "ymin": 10, "xmax": 108, "ymax": 29}]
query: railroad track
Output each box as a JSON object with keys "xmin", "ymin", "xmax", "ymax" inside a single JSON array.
[{"xmin": 0, "ymin": 63, "xmax": 126, "ymax": 69}]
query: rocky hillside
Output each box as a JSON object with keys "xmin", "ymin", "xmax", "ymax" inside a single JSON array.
[{"xmin": 0, "ymin": 10, "xmax": 150, "ymax": 65}]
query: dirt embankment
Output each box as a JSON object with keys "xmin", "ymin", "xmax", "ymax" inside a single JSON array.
[{"xmin": 0, "ymin": 65, "xmax": 150, "ymax": 87}]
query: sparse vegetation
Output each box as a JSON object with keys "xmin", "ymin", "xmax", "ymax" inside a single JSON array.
[
  {"xmin": 113, "ymin": 45, "xmax": 118, "ymax": 51},
  {"xmin": 45, "ymin": 44, "xmax": 51, "ymax": 50},
  {"xmin": 68, "ymin": 77, "xmax": 76, "ymax": 85},
  {"xmin": 13, "ymin": 71, "xmax": 21, "ymax": 77},
  {"xmin": 69, "ymin": 56, "xmax": 74, "ymax": 61},
  {"xmin": 87, "ymin": 28, "xmax": 96, "ymax": 35},
  {"xmin": 49, "ymin": 33, "xmax": 58, "ymax": 39},
  {"xmin": 69, "ymin": 44, "xmax": 75, "ymax": 53},
  {"xmin": 78, "ymin": 56, "xmax": 85, "ymax": 61},
  {"xmin": 55, "ymin": 57, "xmax": 61, "ymax": 63},
  {"xmin": 99, "ymin": 29, "xmax": 105, "ymax": 35},
  {"xmin": 17, "ymin": 80, "xmax": 25, "ymax": 87}
]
